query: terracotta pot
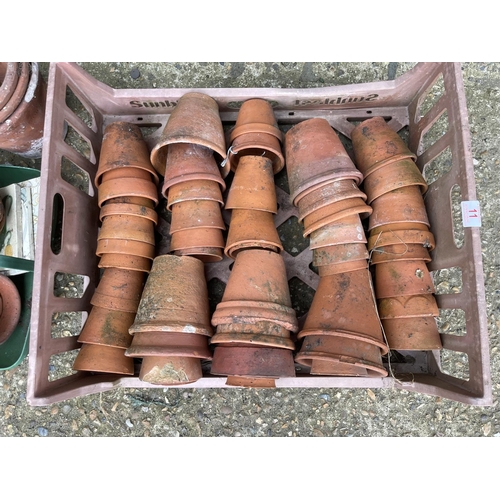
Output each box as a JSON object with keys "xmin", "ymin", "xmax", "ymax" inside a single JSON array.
[
  {"xmin": 101, "ymin": 166, "xmax": 154, "ymax": 185},
  {"xmin": 170, "ymin": 227, "xmax": 225, "ymax": 253},
  {"xmin": 166, "ymin": 179, "xmax": 224, "ymax": 209},
  {"xmin": 98, "ymin": 178, "xmax": 159, "ymax": 208},
  {"xmin": 381, "ymin": 316, "xmax": 443, "ymax": 350},
  {"xmin": 210, "ymin": 330, "xmax": 295, "ymax": 350},
  {"xmin": 302, "ymin": 197, "xmax": 372, "ymax": 237},
  {"xmin": 77, "ymin": 306, "xmax": 135, "ymax": 349},
  {"xmin": 129, "ymin": 255, "xmax": 213, "ymax": 336},
  {"xmin": 378, "ymin": 294, "xmax": 439, "ymax": 319},
  {"xmin": 0, "ymin": 63, "xmax": 46, "ymax": 158},
  {"xmin": 297, "ymin": 178, "xmax": 366, "ymax": 222},
  {"xmin": 138, "ymin": 356, "xmax": 202, "ymax": 385},
  {"xmin": 211, "ymin": 345, "xmax": 296, "ymax": 378},
  {"xmin": 351, "ymin": 116, "xmax": 416, "ymax": 174},
  {"xmin": 285, "ymin": 118, "xmax": 363, "ymax": 205},
  {"xmin": 375, "ymin": 260, "xmax": 435, "ymax": 298},
  {"xmin": 309, "ymin": 214, "xmax": 366, "ymax": 250},
  {"xmin": 370, "ymin": 221, "xmax": 430, "ymax": 235},
  {"xmin": 318, "ymin": 259, "xmax": 369, "ymax": 277},
  {"xmin": 169, "ymin": 199, "xmax": 225, "ymax": 234},
  {"xmin": 0, "ymin": 62, "xmax": 29, "ymax": 123},
  {"xmin": 362, "ymin": 157, "xmax": 427, "ymax": 203},
  {"xmin": 370, "ymin": 243, "xmax": 432, "ymax": 265},
  {"xmin": 99, "ymin": 202, "xmax": 158, "ymax": 225},
  {"xmin": 367, "ymin": 229, "xmax": 436, "ymax": 252},
  {"xmin": 73, "ymin": 343, "xmax": 135, "ymax": 375},
  {"xmin": 160, "ymin": 143, "xmax": 226, "ymax": 197},
  {"xmin": 90, "ymin": 268, "xmax": 146, "ymax": 313},
  {"xmin": 95, "ymin": 121, "xmax": 159, "ymax": 187},
  {"xmin": 98, "ymin": 214, "xmax": 156, "ymax": 245},
  {"xmin": 98, "ymin": 253, "xmax": 152, "ymax": 273},
  {"xmin": 225, "ymin": 209, "xmax": 282, "ymax": 259},
  {"xmin": 225, "ymin": 156, "xmax": 277, "ymax": 213},
  {"xmin": 96, "ymin": 238, "xmax": 156, "ymax": 260},
  {"xmin": 368, "ymin": 186, "xmax": 429, "ymax": 231},
  {"xmin": 150, "ymin": 92, "xmax": 227, "ymax": 177},
  {"xmin": 0, "ymin": 62, "xmax": 20, "ymax": 110},
  {"xmin": 215, "ymin": 319, "xmax": 290, "ymax": 338},
  {"xmin": 312, "ymin": 242, "xmax": 369, "ymax": 267},
  {"xmin": 173, "ymin": 247, "xmax": 224, "ymax": 263},
  {"xmin": 0, "ymin": 275, "xmax": 22, "ymax": 345},
  {"xmin": 107, "ymin": 196, "xmax": 155, "ymax": 209},
  {"xmin": 295, "ymin": 333, "xmax": 388, "ymax": 377}
]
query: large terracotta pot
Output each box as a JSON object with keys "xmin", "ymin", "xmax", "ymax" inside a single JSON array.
[
  {"xmin": 166, "ymin": 179, "xmax": 224, "ymax": 209},
  {"xmin": 169, "ymin": 199, "xmax": 225, "ymax": 233},
  {"xmin": 381, "ymin": 316, "xmax": 443, "ymax": 350},
  {"xmin": 73, "ymin": 343, "xmax": 135, "ymax": 375},
  {"xmin": 0, "ymin": 274, "xmax": 22, "ymax": 345}
]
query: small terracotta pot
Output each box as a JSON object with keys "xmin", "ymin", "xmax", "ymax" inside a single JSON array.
[
  {"xmin": 128, "ymin": 255, "xmax": 213, "ymax": 336},
  {"xmin": 225, "ymin": 156, "xmax": 277, "ymax": 213},
  {"xmin": 98, "ymin": 253, "xmax": 152, "ymax": 273},
  {"xmin": 150, "ymin": 92, "xmax": 227, "ymax": 177},
  {"xmin": 368, "ymin": 186, "xmax": 429, "ymax": 231},
  {"xmin": 173, "ymin": 247, "xmax": 224, "ymax": 263},
  {"xmin": 285, "ymin": 118, "xmax": 363, "ymax": 205},
  {"xmin": 77, "ymin": 306, "xmax": 135, "ymax": 349},
  {"xmin": 169, "ymin": 199, "xmax": 225, "ymax": 234},
  {"xmin": 96, "ymin": 238, "xmax": 156, "ymax": 260},
  {"xmin": 107, "ymin": 196, "xmax": 155, "ymax": 209},
  {"xmin": 160, "ymin": 143, "xmax": 226, "ymax": 197},
  {"xmin": 297, "ymin": 178, "xmax": 366, "ymax": 222},
  {"xmin": 313, "ymin": 243, "xmax": 369, "ymax": 267},
  {"xmin": 378, "ymin": 294, "xmax": 439, "ymax": 319},
  {"xmin": 138, "ymin": 356, "xmax": 202, "ymax": 385},
  {"xmin": 166, "ymin": 179, "xmax": 224, "ymax": 209},
  {"xmin": 170, "ymin": 227, "xmax": 225, "ymax": 253},
  {"xmin": 318, "ymin": 259, "xmax": 369, "ymax": 277},
  {"xmin": 0, "ymin": 62, "xmax": 30, "ymax": 123},
  {"xmin": 0, "ymin": 62, "xmax": 20, "ymax": 110},
  {"xmin": 98, "ymin": 178, "xmax": 159, "ymax": 208},
  {"xmin": 90, "ymin": 268, "xmax": 146, "ymax": 313},
  {"xmin": 72, "ymin": 343, "xmax": 135, "ymax": 375},
  {"xmin": 309, "ymin": 214, "xmax": 366, "ymax": 250},
  {"xmin": 99, "ymin": 202, "xmax": 158, "ymax": 225},
  {"xmin": 375, "ymin": 260, "xmax": 435, "ymax": 299},
  {"xmin": 98, "ymin": 214, "xmax": 156, "ymax": 245},
  {"xmin": 367, "ymin": 229, "xmax": 436, "ymax": 252},
  {"xmin": 0, "ymin": 275, "xmax": 22, "ymax": 345},
  {"xmin": 381, "ymin": 316, "xmax": 443, "ymax": 350},
  {"xmin": 225, "ymin": 209, "xmax": 282, "ymax": 259},
  {"xmin": 351, "ymin": 116, "xmax": 416, "ymax": 174},
  {"xmin": 210, "ymin": 345, "xmax": 296, "ymax": 378},
  {"xmin": 95, "ymin": 121, "xmax": 159, "ymax": 186},
  {"xmin": 370, "ymin": 243, "xmax": 432, "ymax": 265}
]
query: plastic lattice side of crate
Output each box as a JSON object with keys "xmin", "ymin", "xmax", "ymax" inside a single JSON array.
[{"xmin": 27, "ymin": 62, "xmax": 491, "ymax": 406}]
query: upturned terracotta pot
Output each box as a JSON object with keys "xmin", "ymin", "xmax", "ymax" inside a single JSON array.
[
  {"xmin": 367, "ymin": 229, "xmax": 436, "ymax": 252},
  {"xmin": 225, "ymin": 156, "xmax": 277, "ymax": 213},
  {"xmin": 77, "ymin": 306, "xmax": 135, "ymax": 349},
  {"xmin": 378, "ymin": 294, "xmax": 439, "ymax": 319},
  {"xmin": 211, "ymin": 345, "xmax": 296, "ymax": 378},
  {"xmin": 285, "ymin": 118, "xmax": 363, "ymax": 205},
  {"xmin": 73, "ymin": 343, "xmax": 135, "ymax": 375},
  {"xmin": 170, "ymin": 227, "xmax": 225, "ymax": 253},
  {"xmin": 381, "ymin": 316, "xmax": 443, "ymax": 350},
  {"xmin": 0, "ymin": 62, "xmax": 20, "ymax": 110},
  {"xmin": 169, "ymin": 199, "xmax": 225, "ymax": 234},
  {"xmin": 150, "ymin": 92, "xmax": 227, "ymax": 177},
  {"xmin": 173, "ymin": 247, "xmax": 224, "ymax": 263},
  {"xmin": 99, "ymin": 202, "xmax": 158, "ymax": 225},
  {"xmin": 98, "ymin": 178, "xmax": 159, "ymax": 208},
  {"xmin": 95, "ymin": 121, "xmax": 159, "ymax": 187},
  {"xmin": 368, "ymin": 186, "xmax": 430, "ymax": 231},
  {"xmin": 0, "ymin": 62, "xmax": 30, "ymax": 123},
  {"xmin": 225, "ymin": 209, "xmax": 282, "ymax": 259},
  {"xmin": 318, "ymin": 259, "xmax": 369, "ymax": 277},
  {"xmin": 138, "ymin": 356, "xmax": 203, "ymax": 385},
  {"xmin": 0, "ymin": 274, "xmax": 22, "ymax": 345},
  {"xmin": 160, "ymin": 143, "xmax": 226, "ymax": 197},
  {"xmin": 375, "ymin": 260, "xmax": 435, "ymax": 299},
  {"xmin": 166, "ymin": 178, "xmax": 224, "ymax": 209},
  {"xmin": 98, "ymin": 214, "xmax": 156, "ymax": 245},
  {"xmin": 128, "ymin": 255, "xmax": 213, "ymax": 336},
  {"xmin": 90, "ymin": 268, "xmax": 146, "ymax": 313},
  {"xmin": 309, "ymin": 214, "xmax": 367, "ymax": 250},
  {"xmin": 96, "ymin": 238, "xmax": 156, "ymax": 260},
  {"xmin": 312, "ymin": 242, "xmax": 369, "ymax": 267},
  {"xmin": 370, "ymin": 243, "xmax": 432, "ymax": 265},
  {"xmin": 351, "ymin": 116, "xmax": 417, "ymax": 174},
  {"xmin": 98, "ymin": 253, "xmax": 152, "ymax": 273},
  {"xmin": 297, "ymin": 179, "xmax": 366, "ymax": 222}
]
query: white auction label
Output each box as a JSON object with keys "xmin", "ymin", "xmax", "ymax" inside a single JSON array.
[{"xmin": 461, "ymin": 200, "xmax": 482, "ymax": 227}]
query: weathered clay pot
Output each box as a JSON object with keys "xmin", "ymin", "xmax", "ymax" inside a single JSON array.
[
  {"xmin": 0, "ymin": 62, "xmax": 20, "ymax": 110},
  {"xmin": 225, "ymin": 156, "xmax": 277, "ymax": 213},
  {"xmin": 169, "ymin": 199, "xmax": 225, "ymax": 234},
  {"xmin": 128, "ymin": 255, "xmax": 212, "ymax": 336},
  {"xmin": 166, "ymin": 179, "xmax": 224, "ymax": 209},
  {"xmin": 150, "ymin": 92, "xmax": 227, "ymax": 176},
  {"xmin": 375, "ymin": 260, "xmax": 435, "ymax": 299},
  {"xmin": 170, "ymin": 227, "xmax": 225, "ymax": 253},
  {"xmin": 381, "ymin": 316, "xmax": 443, "ymax": 350},
  {"xmin": 73, "ymin": 343, "xmax": 135, "ymax": 375},
  {"xmin": 351, "ymin": 116, "xmax": 416, "ymax": 174},
  {"xmin": 173, "ymin": 247, "xmax": 224, "ymax": 263},
  {"xmin": 210, "ymin": 330, "xmax": 295, "ymax": 350},
  {"xmin": 285, "ymin": 118, "xmax": 363, "ymax": 205},
  {"xmin": 370, "ymin": 243, "xmax": 432, "ymax": 265},
  {"xmin": 0, "ymin": 274, "xmax": 22, "ymax": 345},
  {"xmin": 367, "ymin": 229, "xmax": 436, "ymax": 252},
  {"xmin": 99, "ymin": 202, "xmax": 158, "ymax": 225},
  {"xmin": 98, "ymin": 253, "xmax": 152, "ymax": 273},
  {"xmin": 108, "ymin": 196, "xmax": 155, "ymax": 209},
  {"xmin": 98, "ymin": 214, "xmax": 156, "ymax": 245},
  {"xmin": 378, "ymin": 294, "xmax": 439, "ymax": 319},
  {"xmin": 90, "ymin": 268, "xmax": 146, "ymax": 313},
  {"xmin": 77, "ymin": 306, "xmax": 135, "ymax": 349},
  {"xmin": 96, "ymin": 238, "xmax": 156, "ymax": 260},
  {"xmin": 370, "ymin": 221, "xmax": 429, "ymax": 234},
  {"xmin": 95, "ymin": 121, "xmax": 159, "ymax": 187},
  {"xmin": 312, "ymin": 242, "xmax": 369, "ymax": 267},
  {"xmin": 318, "ymin": 259, "xmax": 369, "ymax": 277},
  {"xmin": 215, "ymin": 320, "xmax": 290, "ymax": 338},
  {"xmin": 0, "ymin": 62, "xmax": 30, "ymax": 123},
  {"xmin": 211, "ymin": 345, "xmax": 296, "ymax": 378},
  {"xmin": 98, "ymin": 178, "xmax": 159, "ymax": 208},
  {"xmin": 160, "ymin": 143, "xmax": 226, "ymax": 197},
  {"xmin": 138, "ymin": 356, "xmax": 203, "ymax": 385},
  {"xmin": 225, "ymin": 209, "xmax": 282, "ymax": 258},
  {"xmin": 309, "ymin": 214, "xmax": 367, "ymax": 250}
]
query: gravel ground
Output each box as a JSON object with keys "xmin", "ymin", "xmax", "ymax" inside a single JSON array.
[{"xmin": 1, "ymin": 62, "xmax": 499, "ymax": 438}]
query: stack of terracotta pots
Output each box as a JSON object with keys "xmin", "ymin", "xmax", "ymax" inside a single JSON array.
[
  {"xmin": 73, "ymin": 122, "xmax": 159, "ymax": 375},
  {"xmin": 285, "ymin": 118, "xmax": 388, "ymax": 376},
  {"xmin": 0, "ymin": 62, "xmax": 46, "ymax": 158},
  {"xmin": 351, "ymin": 116, "xmax": 442, "ymax": 351},
  {"xmin": 151, "ymin": 92, "xmax": 227, "ymax": 263}
]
